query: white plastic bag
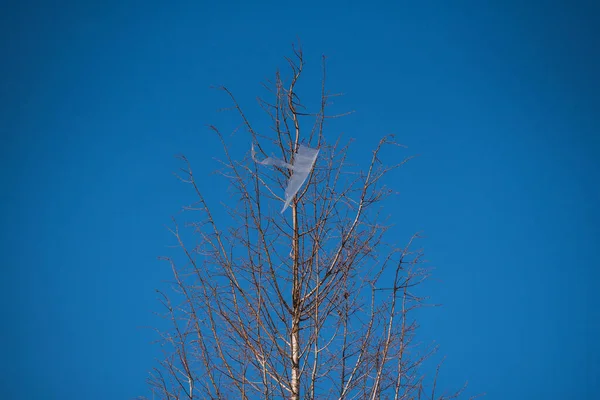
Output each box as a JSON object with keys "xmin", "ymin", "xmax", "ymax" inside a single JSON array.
[{"xmin": 252, "ymin": 144, "xmax": 319, "ymax": 213}]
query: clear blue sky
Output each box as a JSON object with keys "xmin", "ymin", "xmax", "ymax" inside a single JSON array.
[{"xmin": 1, "ymin": 1, "xmax": 598, "ymax": 399}]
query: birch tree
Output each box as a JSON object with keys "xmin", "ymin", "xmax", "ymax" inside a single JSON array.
[{"xmin": 144, "ymin": 47, "xmax": 472, "ymax": 400}]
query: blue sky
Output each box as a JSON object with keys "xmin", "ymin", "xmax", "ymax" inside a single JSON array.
[{"xmin": 1, "ymin": 0, "xmax": 599, "ymax": 399}]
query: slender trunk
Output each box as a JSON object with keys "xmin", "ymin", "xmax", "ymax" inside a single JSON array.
[
  {"xmin": 291, "ymin": 203, "xmax": 300, "ymax": 400},
  {"xmin": 291, "ymin": 319, "xmax": 300, "ymax": 400}
]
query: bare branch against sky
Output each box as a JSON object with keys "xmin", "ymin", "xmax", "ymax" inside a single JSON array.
[{"xmin": 143, "ymin": 47, "xmax": 472, "ymax": 400}]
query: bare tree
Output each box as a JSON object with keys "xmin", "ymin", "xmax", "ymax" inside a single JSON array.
[{"xmin": 144, "ymin": 46, "xmax": 473, "ymax": 400}]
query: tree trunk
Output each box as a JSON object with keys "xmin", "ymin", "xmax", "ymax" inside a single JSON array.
[{"xmin": 291, "ymin": 203, "xmax": 300, "ymax": 400}]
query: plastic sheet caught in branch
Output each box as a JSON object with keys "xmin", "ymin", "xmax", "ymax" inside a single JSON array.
[{"xmin": 252, "ymin": 144, "xmax": 320, "ymax": 213}]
